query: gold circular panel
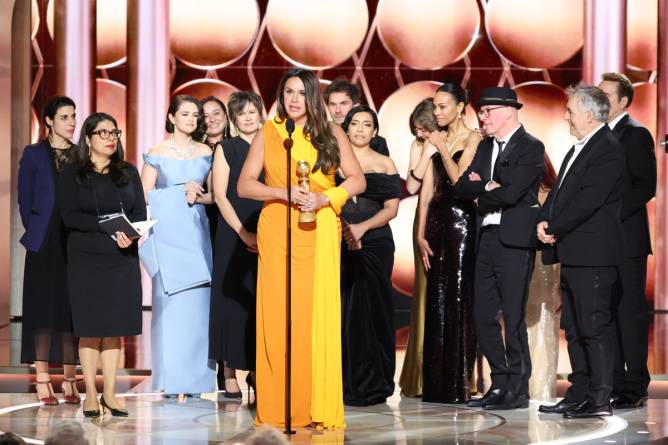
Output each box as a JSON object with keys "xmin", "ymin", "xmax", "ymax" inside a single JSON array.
[
  {"xmin": 96, "ymin": 79, "xmax": 127, "ymax": 148},
  {"xmin": 390, "ymin": 195, "xmax": 417, "ymax": 296},
  {"xmin": 266, "ymin": 0, "xmax": 368, "ymax": 69},
  {"xmin": 97, "ymin": 0, "xmax": 127, "ymax": 68},
  {"xmin": 376, "ymin": 0, "xmax": 480, "ymax": 70},
  {"xmin": 627, "ymin": 0, "xmax": 657, "ymax": 71},
  {"xmin": 172, "ymin": 79, "xmax": 239, "ymax": 107},
  {"xmin": 513, "ymin": 82, "xmax": 572, "ymax": 169},
  {"xmin": 170, "ymin": 0, "xmax": 260, "ymax": 70},
  {"xmin": 628, "ymin": 82, "xmax": 657, "ymax": 141},
  {"xmin": 486, "ymin": 0, "xmax": 583, "ymax": 69}
]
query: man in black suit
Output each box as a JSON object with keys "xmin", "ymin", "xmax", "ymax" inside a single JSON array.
[
  {"xmin": 599, "ymin": 72, "xmax": 656, "ymax": 408},
  {"xmin": 537, "ymin": 84, "xmax": 624, "ymax": 418},
  {"xmin": 455, "ymin": 87, "xmax": 545, "ymax": 410}
]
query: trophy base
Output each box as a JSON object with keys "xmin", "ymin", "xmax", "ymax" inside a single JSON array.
[{"xmin": 299, "ymin": 211, "xmax": 316, "ymax": 223}]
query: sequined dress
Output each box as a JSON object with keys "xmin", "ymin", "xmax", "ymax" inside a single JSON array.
[{"xmin": 422, "ymin": 151, "xmax": 477, "ymax": 403}]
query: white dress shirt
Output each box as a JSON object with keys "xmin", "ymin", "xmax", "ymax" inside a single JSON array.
[
  {"xmin": 558, "ymin": 123, "xmax": 605, "ymax": 188},
  {"xmin": 481, "ymin": 125, "xmax": 522, "ymax": 227},
  {"xmin": 607, "ymin": 111, "xmax": 628, "ymax": 131}
]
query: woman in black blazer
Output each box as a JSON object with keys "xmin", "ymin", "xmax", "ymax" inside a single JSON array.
[{"xmin": 17, "ymin": 96, "xmax": 80, "ymax": 405}]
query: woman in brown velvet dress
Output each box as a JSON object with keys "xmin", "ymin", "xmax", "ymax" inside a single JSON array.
[{"xmin": 417, "ymin": 83, "xmax": 480, "ymax": 403}]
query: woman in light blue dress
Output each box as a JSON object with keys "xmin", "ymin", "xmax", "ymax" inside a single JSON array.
[{"xmin": 140, "ymin": 95, "xmax": 216, "ymax": 396}]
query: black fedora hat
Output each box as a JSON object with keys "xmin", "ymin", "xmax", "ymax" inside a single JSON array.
[{"xmin": 475, "ymin": 87, "xmax": 523, "ymax": 109}]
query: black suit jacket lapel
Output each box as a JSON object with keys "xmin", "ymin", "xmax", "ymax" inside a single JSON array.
[
  {"xmin": 612, "ymin": 113, "xmax": 630, "ymax": 139},
  {"xmin": 497, "ymin": 125, "xmax": 526, "ymax": 166},
  {"xmin": 479, "ymin": 139, "xmax": 494, "ymax": 180},
  {"xmin": 557, "ymin": 126, "xmax": 609, "ymax": 193}
]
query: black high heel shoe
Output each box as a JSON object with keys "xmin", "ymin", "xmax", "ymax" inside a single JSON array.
[
  {"xmin": 246, "ymin": 374, "xmax": 256, "ymax": 399},
  {"xmin": 100, "ymin": 395, "xmax": 128, "ymax": 417},
  {"xmin": 223, "ymin": 387, "xmax": 242, "ymax": 399},
  {"xmin": 83, "ymin": 397, "xmax": 100, "ymax": 418}
]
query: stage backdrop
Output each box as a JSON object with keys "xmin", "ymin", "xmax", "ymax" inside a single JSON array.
[{"xmin": 27, "ymin": 0, "xmax": 659, "ymax": 336}]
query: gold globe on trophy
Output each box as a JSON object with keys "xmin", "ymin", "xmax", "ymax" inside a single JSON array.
[{"xmin": 296, "ymin": 160, "xmax": 316, "ymax": 223}]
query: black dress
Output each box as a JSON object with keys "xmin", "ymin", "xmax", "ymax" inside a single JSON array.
[
  {"xmin": 57, "ymin": 165, "xmax": 146, "ymax": 338},
  {"xmin": 21, "ymin": 145, "xmax": 78, "ymax": 364},
  {"xmin": 209, "ymin": 137, "xmax": 262, "ymax": 370},
  {"xmin": 341, "ymin": 172, "xmax": 401, "ymax": 406},
  {"xmin": 422, "ymin": 152, "xmax": 477, "ymax": 403}
]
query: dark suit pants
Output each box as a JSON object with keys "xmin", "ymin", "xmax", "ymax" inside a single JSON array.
[
  {"xmin": 612, "ymin": 256, "xmax": 650, "ymax": 399},
  {"xmin": 560, "ymin": 265, "xmax": 617, "ymax": 406},
  {"xmin": 474, "ymin": 227, "xmax": 534, "ymax": 395}
]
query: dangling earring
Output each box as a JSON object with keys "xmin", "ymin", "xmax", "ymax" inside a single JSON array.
[{"xmin": 457, "ymin": 111, "xmax": 463, "ymax": 119}]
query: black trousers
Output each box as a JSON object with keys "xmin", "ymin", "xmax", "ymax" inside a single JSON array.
[
  {"xmin": 474, "ymin": 227, "xmax": 534, "ymax": 395},
  {"xmin": 560, "ymin": 265, "xmax": 617, "ymax": 406},
  {"xmin": 612, "ymin": 256, "xmax": 650, "ymax": 399}
]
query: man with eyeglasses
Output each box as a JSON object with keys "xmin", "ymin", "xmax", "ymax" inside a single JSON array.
[{"xmin": 455, "ymin": 87, "xmax": 545, "ymax": 410}]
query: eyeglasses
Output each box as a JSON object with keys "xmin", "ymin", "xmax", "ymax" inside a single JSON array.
[
  {"xmin": 91, "ymin": 129, "xmax": 122, "ymax": 140},
  {"xmin": 476, "ymin": 106, "xmax": 506, "ymax": 118}
]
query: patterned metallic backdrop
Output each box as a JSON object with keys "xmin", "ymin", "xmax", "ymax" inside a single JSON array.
[{"xmin": 29, "ymin": 0, "xmax": 659, "ymax": 336}]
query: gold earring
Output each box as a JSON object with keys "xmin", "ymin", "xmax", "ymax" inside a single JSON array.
[{"xmin": 457, "ymin": 111, "xmax": 463, "ymax": 119}]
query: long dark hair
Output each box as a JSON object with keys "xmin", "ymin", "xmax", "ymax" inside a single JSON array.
[
  {"xmin": 201, "ymin": 95, "xmax": 232, "ymax": 140},
  {"xmin": 342, "ymin": 105, "xmax": 379, "ymax": 133},
  {"xmin": 275, "ymin": 69, "xmax": 339, "ymax": 174},
  {"xmin": 165, "ymin": 95, "xmax": 206, "ymax": 141},
  {"xmin": 42, "ymin": 95, "xmax": 76, "ymax": 139},
  {"xmin": 74, "ymin": 112, "xmax": 130, "ymax": 185}
]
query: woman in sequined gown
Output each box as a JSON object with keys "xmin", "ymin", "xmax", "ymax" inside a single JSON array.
[
  {"xmin": 526, "ymin": 154, "xmax": 561, "ymax": 401},
  {"xmin": 416, "ymin": 83, "xmax": 481, "ymax": 403}
]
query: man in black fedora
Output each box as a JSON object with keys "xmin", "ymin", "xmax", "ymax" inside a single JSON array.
[{"xmin": 455, "ymin": 86, "xmax": 545, "ymax": 410}]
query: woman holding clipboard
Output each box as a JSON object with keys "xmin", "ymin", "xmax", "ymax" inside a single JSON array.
[{"xmin": 58, "ymin": 112, "xmax": 146, "ymax": 417}]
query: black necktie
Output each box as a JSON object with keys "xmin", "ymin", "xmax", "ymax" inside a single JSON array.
[
  {"xmin": 549, "ymin": 145, "xmax": 575, "ymax": 218},
  {"xmin": 492, "ymin": 140, "xmax": 506, "ymax": 181}
]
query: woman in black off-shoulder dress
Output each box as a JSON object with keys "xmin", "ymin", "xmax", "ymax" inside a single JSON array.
[{"xmin": 340, "ymin": 106, "xmax": 401, "ymax": 406}]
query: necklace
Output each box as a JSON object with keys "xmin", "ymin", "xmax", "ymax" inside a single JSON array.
[
  {"xmin": 48, "ymin": 134, "xmax": 71, "ymax": 150},
  {"xmin": 445, "ymin": 130, "xmax": 469, "ymax": 154},
  {"xmin": 167, "ymin": 136, "xmax": 194, "ymax": 160}
]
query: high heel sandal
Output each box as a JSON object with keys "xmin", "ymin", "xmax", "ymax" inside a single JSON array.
[
  {"xmin": 33, "ymin": 379, "xmax": 59, "ymax": 406},
  {"xmin": 100, "ymin": 395, "xmax": 128, "ymax": 417},
  {"xmin": 61, "ymin": 378, "xmax": 81, "ymax": 405}
]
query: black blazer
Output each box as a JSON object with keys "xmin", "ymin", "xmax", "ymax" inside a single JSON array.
[
  {"xmin": 539, "ymin": 125, "xmax": 624, "ymax": 267},
  {"xmin": 612, "ymin": 114, "xmax": 656, "ymax": 258},
  {"xmin": 455, "ymin": 125, "xmax": 545, "ymax": 248},
  {"xmin": 18, "ymin": 141, "xmax": 58, "ymax": 252}
]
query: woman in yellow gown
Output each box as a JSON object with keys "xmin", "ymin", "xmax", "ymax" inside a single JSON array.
[{"xmin": 238, "ymin": 69, "xmax": 365, "ymax": 429}]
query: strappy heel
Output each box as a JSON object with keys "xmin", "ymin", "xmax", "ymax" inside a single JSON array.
[
  {"xmin": 33, "ymin": 379, "xmax": 58, "ymax": 406},
  {"xmin": 61, "ymin": 377, "xmax": 81, "ymax": 405}
]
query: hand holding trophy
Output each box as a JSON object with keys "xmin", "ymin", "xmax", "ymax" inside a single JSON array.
[{"xmin": 296, "ymin": 160, "xmax": 316, "ymax": 223}]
